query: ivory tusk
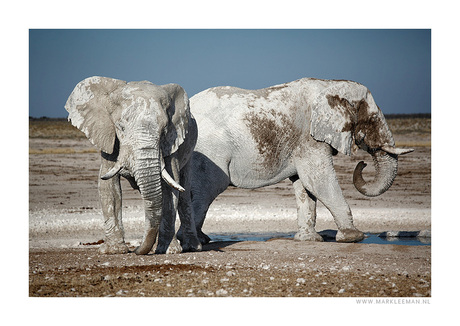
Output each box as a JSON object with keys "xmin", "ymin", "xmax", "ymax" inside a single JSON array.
[
  {"xmin": 381, "ymin": 145, "xmax": 414, "ymax": 156},
  {"xmin": 160, "ymin": 155, "xmax": 185, "ymax": 192},
  {"xmin": 161, "ymin": 168, "xmax": 185, "ymax": 192},
  {"xmin": 101, "ymin": 164, "xmax": 122, "ymax": 180}
]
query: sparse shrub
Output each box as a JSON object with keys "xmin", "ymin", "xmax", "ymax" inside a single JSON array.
[{"xmin": 29, "ymin": 118, "xmax": 86, "ymax": 139}]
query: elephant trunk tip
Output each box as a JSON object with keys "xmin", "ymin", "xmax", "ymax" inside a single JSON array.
[
  {"xmin": 353, "ymin": 161, "xmax": 374, "ymax": 195},
  {"xmin": 353, "ymin": 149, "xmax": 398, "ymax": 197},
  {"xmin": 134, "ymin": 228, "xmax": 157, "ymax": 255}
]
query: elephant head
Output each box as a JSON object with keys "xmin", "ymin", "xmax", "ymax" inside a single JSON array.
[
  {"xmin": 65, "ymin": 76, "xmax": 190, "ymax": 254},
  {"xmin": 310, "ymin": 81, "xmax": 413, "ymax": 197}
]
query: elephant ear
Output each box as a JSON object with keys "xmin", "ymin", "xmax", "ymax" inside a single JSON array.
[
  {"xmin": 310, "ymin": 83, "xmax": 364, "ymax": 156},
  {"xmin": 65, "ymin": 76, "xmax": 126, "ymax": 154},
  {"xmin": 159, "ymin": 84, "xmax": 191, "ymax": 156}
]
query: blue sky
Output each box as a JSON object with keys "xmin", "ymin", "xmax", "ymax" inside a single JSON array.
[{"xmin": 29, "ymin": 29, "xmax": 430, "ymax": 117}]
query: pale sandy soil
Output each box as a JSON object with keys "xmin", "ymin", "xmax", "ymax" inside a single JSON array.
[{"xmin": 29, "ymin": 125, "xmax": 431, "ymax": 298}]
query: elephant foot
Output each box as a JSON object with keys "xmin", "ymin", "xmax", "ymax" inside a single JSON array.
[
  {"xmin": 294, "ymin": 230, "xmax": 324, "ymax": 242},
  {"xmin": 156, "ymin": 237, "xmax": 183, "ymax": 255},
  {"xmin": 176, "ymin": 228, "xmax": 184, "ymax": 242},
  {"xmin": 177, "ymin": 231, "xmax": 203, "ymax": 252},
  {"xmin": 198, "ymin": 230, "xmax": 211, "ymax": 245},
  {"xmin": 181, "ymin": 238, "xmax": 203, "ymax": 253},
  {"xmin": 99, "ymin": 241, "xmax": 129, "ymax": 255},
  {"xmin": 336, "ymin": 228, "xmax": 365, "ymax": 243}
]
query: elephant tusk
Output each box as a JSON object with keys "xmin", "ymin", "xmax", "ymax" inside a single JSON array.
[
  {"xmin": 161, "ymin": 168, "xmax": 185, "ymax": 192},
  {"xmin": 159, "ymin": 155, "xmax": 185, "ymax": 192},
  {"xmin": 101, "ymin": 164, "xmax": 122, "ymax": 180},
  {"xmin": 381, "ymin": 145, "xmax": 414, "ymax": 156}
]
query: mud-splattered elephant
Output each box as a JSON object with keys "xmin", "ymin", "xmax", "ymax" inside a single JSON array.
[
  {"xmin": 184, "ymin": 78, "xmax": 413, "ymax": 244},
  {"xmin": 65, "ymin": 76, "xmax": 201, "ymax": 255}
]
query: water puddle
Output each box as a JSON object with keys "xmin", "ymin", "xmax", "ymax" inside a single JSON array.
[
  {"xmin": 208, "ymin": 230, "xmax": 431, "ymax": 246},
  {"xmin": 209, "ymin": 232, "xmax": 296, "ymax": 243}
]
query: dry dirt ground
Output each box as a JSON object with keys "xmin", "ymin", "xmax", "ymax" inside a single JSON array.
[{"xmin": 29, "ymin": 118, "xmax": 431, "ymax": 298}]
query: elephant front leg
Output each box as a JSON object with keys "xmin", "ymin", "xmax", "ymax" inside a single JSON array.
[
  {"xmin": 312, "ymin": 180, "xmax": 364, "ymax": 243},
  {"xmin": 98, "ymin": 160, "xmax": 129, "ymax": 254},
  {"xmin": 177, "ymin": 161, "xmax": 202, "ymax": 252},
  {"xmin": 295, "ymin": 147, "xmax": 364, "ymax": 243},
  {"xmin": 290, "ymin": 176, "xmax": 323, "ymax": 242},
  {"xmin": 333, "ymin": 210, "xmax": 365, "ymax": 243},
  {"xmin": 156, "ymin": 156, "xmax": 182, "ymax": 254},
  {"xmin": 155, "ymin": 185, "xmax": 182, "ymax": 254}
]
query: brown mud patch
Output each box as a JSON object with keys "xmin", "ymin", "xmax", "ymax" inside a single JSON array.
[{"xmin": 30, "ymin": 241, "xmax": 430, "ymax": 297}]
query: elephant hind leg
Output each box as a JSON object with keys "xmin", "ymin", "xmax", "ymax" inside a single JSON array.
[{"xmin": 289, "ymin": 176, "xmax": 323, "ymax": 242}]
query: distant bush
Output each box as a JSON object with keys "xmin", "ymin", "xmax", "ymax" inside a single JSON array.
[
  {"xmin": 385, "ymin": 113, "xmax": 431, "ymax": 119},
  {"xmin": 386, "ymin": 117, "xmax": 431, "ymax": 135},
  {"xmin": 29, "ymin": 116, "xmax": 68, "ymax": 121},
  {"xmin": 29, "ymin": 118, "xmax": 86, "ymax": 139}
]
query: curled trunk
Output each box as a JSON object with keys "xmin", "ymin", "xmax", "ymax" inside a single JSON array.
[{"xmin": 353, "ymin": 150, "xmax": 398, "ymax": 197}]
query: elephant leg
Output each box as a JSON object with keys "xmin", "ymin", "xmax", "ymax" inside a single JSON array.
[
  {"xmin": 184, "ymin": 152, "xmax": 230, "ymax": 245},
  {"xmin": 289, "ymin": 176, "xmax": 323, "ymax": 242},
  {"xmin": 155, "ymin": 185, "xmax": 182, "ymax": 254},
  {"xmin": 295, "ymin": 147, "xmax": 364, "ymax": 243},
  {"xmin": 177, "ymin": 161, "xmax": 202, "ymax": 252},
  {"xmin": 156, "ymin": 157, "xmax": 182, "ymax": 254},
  {"xmin": 177, "ymin": 187, "xmax": 212, "ymax": 245},
  {"xmin": 98, "ymin": 157, "xmax": 129, "ymax": 254},
  {"xmin": 180, "ymin": 201, "xmax": 212, "ymax": 245},
  {"xmin": 190, "ymin": 194, "xmax": 214, "ymax": 245}
]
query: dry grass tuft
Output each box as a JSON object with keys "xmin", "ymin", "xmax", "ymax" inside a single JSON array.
[
  {"xmin": 29, "ymin": 119, "xmax": 86, "ymax": 139},
  {"xmin": 387, "ymin": 118, "xmax": 431, "ymax": 135},
  {"xmin": 29, "ymin": 148, "xmax": 98, "ymax": 155},
  {"xmin": 395, "ymin": 141, "xmax": 431, "ymax": 148}
]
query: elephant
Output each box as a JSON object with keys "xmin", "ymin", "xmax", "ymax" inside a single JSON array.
[
  {"xmin": 184, "ymin": 78, "xmax": 413, "ymax": 244},
  {"xmin": 65, "ymin": 76, "xmax": 202, "ymax": 255}
]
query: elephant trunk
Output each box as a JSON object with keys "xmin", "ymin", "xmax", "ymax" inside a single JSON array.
[
  {"xmin": 133, "ymin": 139, "xmax": 163, "ymax": 255},
  {"xmin": 353, "ymin": 149, "xmax": 398, "ymax": 197}
]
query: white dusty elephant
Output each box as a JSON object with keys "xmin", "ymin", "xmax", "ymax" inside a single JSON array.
[
  {"xmin": 65, "ymin": 76, "xmax": 201, "ymax": 255},
  {"xmin": 185, "ymin": 78, "xmax": 413, "ymax": 244}
]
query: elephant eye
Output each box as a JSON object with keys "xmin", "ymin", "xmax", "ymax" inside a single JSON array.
[
  {"xmin": 161, "ymin": 99, "xmax": 169, "ymax": 108},
  {"xmin": 116, "ymin": 121, "xmax": 125, "ymax": 133}
]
